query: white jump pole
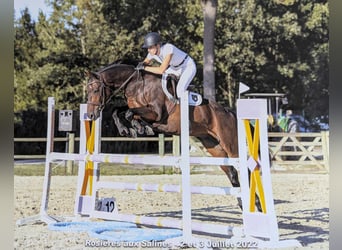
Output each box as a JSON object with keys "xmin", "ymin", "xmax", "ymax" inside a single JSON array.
[
  {"xmin": 39, "ymin": 97, "xmax": 57, "ymax": 222},
  {"xmin": 94, "ymin": 181, "xmax": 240, "ymax": 196},
  {"xmin": 17, "ymin": 97, "xmax": 59, "ymax": 225},
  {"xmin": 180, "ymin": 91, "xmax": 192, "ymax": 242},
  {"xmin": 89, "ymin": 211, "xmax": 240, "ymax": 236},
  {"xmin": 90, "ymin": 106, "xmax": 102, "ymax": 218},
  {"xmin": 73, "ymin": 104, "xmax": 88, "ymax": 216},
  {"xmin": 74, "ymin": 104, "xmax": 102, "ymax": 216},
  {"xmin": 236, "ymin": 98, "xmax": 301, "ymax": 248},
  {"xmin": 48, "ymin": 151, "xmax": 238, "ymax": 167}
]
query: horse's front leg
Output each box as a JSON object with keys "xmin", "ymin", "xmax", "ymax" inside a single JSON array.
[
  {"xmin": 123, "ymin": 109, "xmax": 145, "ymax": 135},
  {"xmin": 112, "ymin": 110, "xmax": 135, "ymax": 137},
  {"xmin": 130, "ymin": 119, "xmax": 145, "ymax": 135},
  {"xmin": 125, "ymin": 109, "xmax": 134, "ymax": 121},
  {"xmin": 125, "ymin": 109, "xmax": 155, "ymax": 136}
]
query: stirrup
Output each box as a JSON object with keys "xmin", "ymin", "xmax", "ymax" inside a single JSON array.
[{"xmin": 187, "ymin": 85, "xmax": 196, "ymax": 91}]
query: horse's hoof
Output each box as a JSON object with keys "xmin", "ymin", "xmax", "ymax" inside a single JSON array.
[
  {"xmin": 145, "ymin": 126, "xmax": 155, "ymax": 136},
  {"xmin": 118, "ymin": 127, "xmax": 130, "ymax": 136},
  {"xmin": 152, "ymin": 122, "xmax": 160, "ymax": 128},
  {"xmin": 131, "ymin": 120, "xmax": 144, "ymax": 134},
  {"xmin": 129, "ymin": 128, "xmax": 137, "ymax": 138},
  {"xmin": 138, "ymin": 128, "xmax": 145, "ymax": 135},
  {"xmin": 125, "ymin": 110, "xmax": 133, "ymax": 121}
]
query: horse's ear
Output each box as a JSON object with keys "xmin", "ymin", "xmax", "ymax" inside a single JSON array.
[
  {"xmin": 85, "ymin": 70, "xmax": 91, "ymax": 78},
  {"xmin": 85, "ymin": 70, "xmax": 99, "ymax": 79}
]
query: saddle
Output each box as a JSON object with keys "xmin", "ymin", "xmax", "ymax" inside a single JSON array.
[{"xmin": 162, "ymin": 74, "xmax": 203, "ymax": 106}]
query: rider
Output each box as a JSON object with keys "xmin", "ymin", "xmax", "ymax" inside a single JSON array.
[{"xmin": 136, "ymin": 32, "xmax": 197, "ymax": 103}]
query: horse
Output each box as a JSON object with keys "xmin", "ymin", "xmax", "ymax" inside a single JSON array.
[{"xmin": 85, "ymin": 62, "xmax": 262, "ymax": 211}]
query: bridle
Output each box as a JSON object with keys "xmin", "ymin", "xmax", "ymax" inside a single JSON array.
[
  {"xmin": 87, "ymin": 70, "xmax": 138, "ymax": 112},
  {"xmin": 87, "ymin": 66, "xmax": 178, "ymax": 125}
]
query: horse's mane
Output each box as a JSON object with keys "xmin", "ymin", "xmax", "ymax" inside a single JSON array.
[
  {"xmin": 95, "ymin": 58, "xmax": 163, "ymax": 81},
  {"xmin": 96, "ymin": 58, "xmax": 138, "ymax": 74},
  {"xmin": 111, "ymin": 58, "xmax": 139, "ymax": 66}
]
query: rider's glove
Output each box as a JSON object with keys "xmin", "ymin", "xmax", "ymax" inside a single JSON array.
[{"xmin": 135, "ymin": 62, "xmax": 145, "ymax": 71}]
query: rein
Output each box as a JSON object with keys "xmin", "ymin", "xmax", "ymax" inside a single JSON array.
[
  {"xmin": 87, "ymin": 70, "xmax": 137, "ymax": 111},
  {"xmin": 87, "ymin": 67, "xmax": 178, "ymax": 125},
  {"xmin": 104, "ymin": 70, "xmax": 137, "ymax": 103}
]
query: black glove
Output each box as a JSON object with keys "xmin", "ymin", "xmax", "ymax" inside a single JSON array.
[{"xmin": 135, "ymin": 62, "xmax": 145, "ymax": 71}]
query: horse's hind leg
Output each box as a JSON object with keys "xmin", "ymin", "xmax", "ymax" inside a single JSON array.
[
  {"xmin": 197, "ymin": 136, "xmax": 242, "ymax": 207},
  {"xmin": 198, "ymin": 135, "xmax": 262, "ymax": 211}
]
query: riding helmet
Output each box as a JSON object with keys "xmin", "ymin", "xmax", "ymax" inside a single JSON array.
[{"xmin": 142, "ymin": 32, "xmax": 161, "ymax": 48}]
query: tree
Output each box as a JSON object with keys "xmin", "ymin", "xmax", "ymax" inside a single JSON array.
[
  {"xmin": 202, "ymin": 0, "xmax": 217, "ymax": 101},
  {"xmin": 214, "ymin": 0, "xmax": 328, "ymax": 123},
  {"xmin": 14, "ymin": 0, "xmax": 328, "ymax": 127},
  {"xmin": 31, "ymin": 1, "xmax": 88, "ymax": 110},
  {"xmin": 14, "ymin": 8, "xmax": 42, "ymax": 116}
]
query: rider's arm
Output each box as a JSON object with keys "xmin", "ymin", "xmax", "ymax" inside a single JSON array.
[
  {"xmin": 144, "ymin": 53, "xmax": 172, "ymax": 75},
  {"xmin": 142, "ymin": 58, "xmax": 151, "ymax": 65}
]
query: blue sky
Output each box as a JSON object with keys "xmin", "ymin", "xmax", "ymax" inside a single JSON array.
[{"xmin": 14, "ymin": 0, "xmax": 52, "ymax": 20}]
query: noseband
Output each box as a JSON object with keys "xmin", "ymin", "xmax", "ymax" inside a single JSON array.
[{"xmin": 86, "ymin": 78, "xmax": 108, "ymax": 112}]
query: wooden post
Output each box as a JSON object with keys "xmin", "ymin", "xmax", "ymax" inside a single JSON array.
[
  {"xmin": 172, "ymin": 135, "xmax": 180, "ymax": 156},
  {"xmin": 321, "ymin": 131, "xmax": 329, "ymax": 172},
  {"xmin": 67, "ymin": 133, "xmax": 75, "ymax": 175},
  {"xmin": 158, "ymin": 133, "xmax": 165, "ymax": 156},
  {"xmin": 172, "ymin": 135, "xmax": 180, "ymax": 173},
  {"xmin": 158, "ymin": 133, "xmax": 165, "ymax": 173}
]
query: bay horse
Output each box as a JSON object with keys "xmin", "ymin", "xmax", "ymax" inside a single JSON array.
[{"xmin": 85, "ymin": 62, "xmax": 261, "ymax": 211}]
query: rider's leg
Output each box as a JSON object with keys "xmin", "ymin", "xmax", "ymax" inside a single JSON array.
[
  {"xmin": 176, "ymin": 58, "xmax": 197, "ymax": 99},
  {"xmin": 161, "ymin": 73, "xmax": 175, "ymax": 101}
]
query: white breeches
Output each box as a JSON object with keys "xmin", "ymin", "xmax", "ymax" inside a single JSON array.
[{"xmin": 165, "ymin": 57, "xmax": 197, "ymax": 98}]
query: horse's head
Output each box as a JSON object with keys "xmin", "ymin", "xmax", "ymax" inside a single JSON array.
[
  {"xmin": 85, "ymin": 71, "xmax": 106, "ymax": 120},
  {"xmin": 85, "ymin": 64, "xmax": 138, "ymax": 120}
]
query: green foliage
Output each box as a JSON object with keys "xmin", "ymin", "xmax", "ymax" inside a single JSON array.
[
  {"xmin": 214, "ymin": 0, "xmax": 328, "ymax": 121},
  {"xmin": 14, "ymin": 0, "xmax": 329, "ymax": 126}
]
